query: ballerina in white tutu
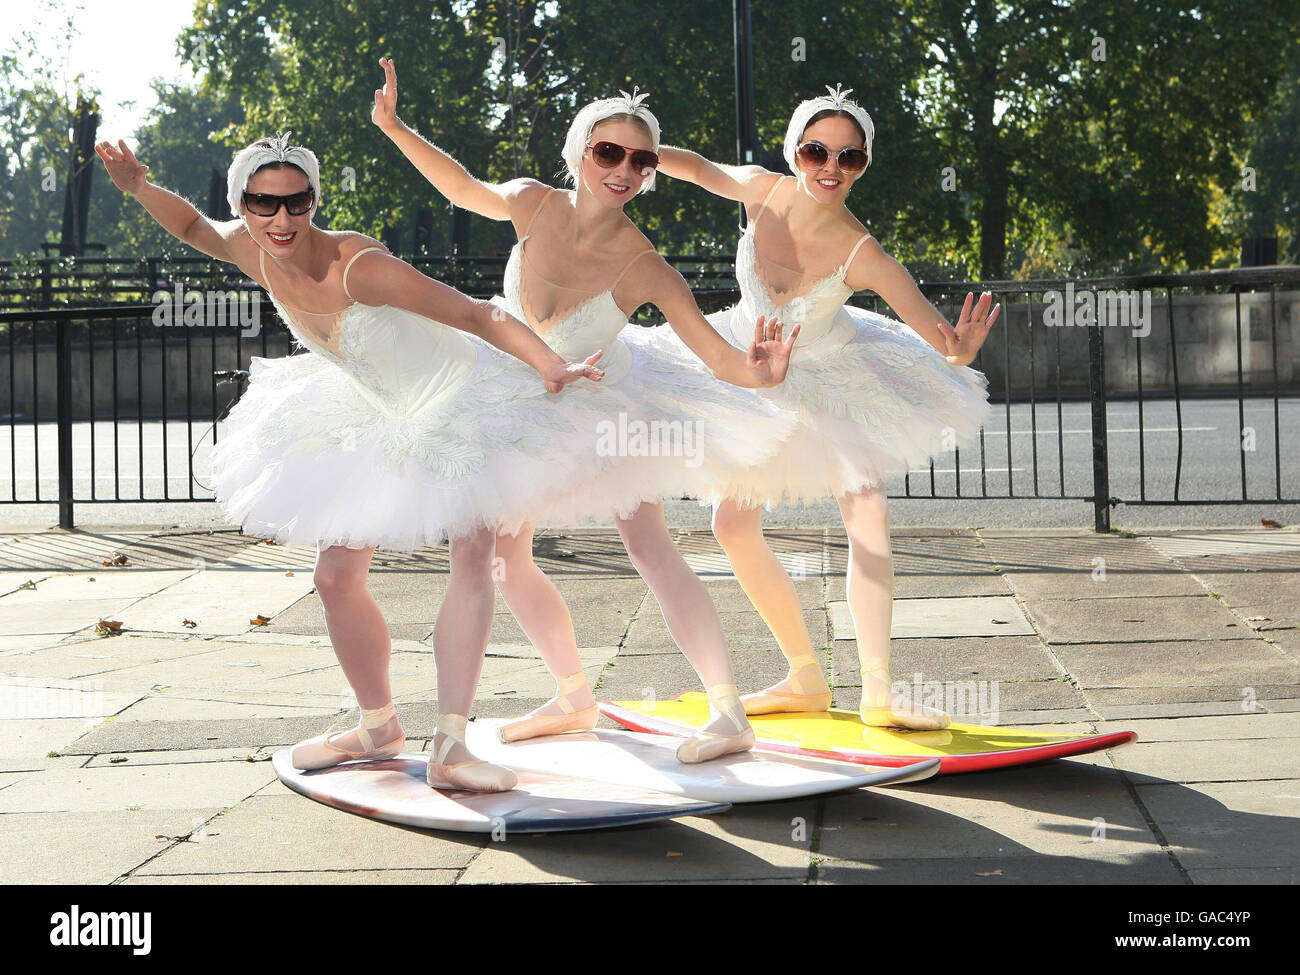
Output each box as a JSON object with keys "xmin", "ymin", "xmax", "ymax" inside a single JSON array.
[
  {"xmin": 373, "ymin": 57, "xmax": 800, "ymax": 763},
  {"xmin": 650, "ymin": 85, "xmax": 999, "ymax": 729},
  {"xmin": 96, "ymin": 132, "xmax": 607, "ymax": 792}
]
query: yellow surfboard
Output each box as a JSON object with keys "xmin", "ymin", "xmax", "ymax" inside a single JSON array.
[{"xmin": 601, "ymin": 693, "xmax": 1136, "ymax": 773}]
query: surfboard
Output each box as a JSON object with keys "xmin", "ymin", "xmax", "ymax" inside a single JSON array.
[
  {"xmin": 599, "ymin": 693, "xmax": 1137, "ymax": 774},
  {"xmin": 271, "ymin": 748, "xmax": 729, "ymax": 833},
  {"xmin": 464, "ymin": 719, "xmax": 939, "ymax": 802}
]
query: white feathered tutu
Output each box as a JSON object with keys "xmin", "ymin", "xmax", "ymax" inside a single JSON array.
[
  {"xmin": 647, "ymin": 299, "xmax": 992, "ymax": 508},
  {"xmin": 208, "ymin": 299, "xmax": 621, "ymax": 553},
  {"xmin": 480, "ymin": 293, "xmax": 798, "ymax": 529}
]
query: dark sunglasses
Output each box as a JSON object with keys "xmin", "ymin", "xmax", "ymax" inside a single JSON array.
[
  {"xmin": 242, "ymin": 188, "xmax": 315, "ymax": 217},
  {"xmin": 586, "ymin": 141, "xmax": 660, "ymax": 173},
  {"xmin": 795, "ymin": 141, "xmax": 869, "ymax": 175}
]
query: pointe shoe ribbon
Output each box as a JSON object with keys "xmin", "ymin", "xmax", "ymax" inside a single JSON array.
[
  {"xmin": 676, "ymin": 683, "xmax": 756, "ymax": 764},
  {"xmin": 741, "ymin": 652, "xmax": 832, "ymax": 715},
  {"xmin": 291, "ymin": 702, "xmax": 405, "ymax": 771},
  {"xmin": 498, "ymin": 670, "xmax": 598, "ymax": 743},
  {"xmin": 427, "ymin": 714, "xmax": 518, "ymax": 792}
]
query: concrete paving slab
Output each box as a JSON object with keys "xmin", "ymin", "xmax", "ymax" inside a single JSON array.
[
  {"xmin": 83, "ymin": 747, "xmax": 268, "ymax": 767},
  {"xmin": 131, "ymin": 795, "xmax": 486, "ymax": 875},
  {"xmin": 1089, "ymin": 688, "xmax": 1299, "ymax": 713},
  {"xmin": 1135, "ymin": 778, "xmax": 1300, "ymax": 869},
  {"xmin": 1053, "ymin": 639, "xmax": 1300, "ymax": 689},
  {"xmin": 816, "ymin": 852, "xmax": 1182, "ymax": 884},
  {"xmin": 0, "ymin": 759, "xmax": 275, "ymax": 812},
  {"xmin": 0, "ymin": 597, "xmax": 151, "ymax": 636},
  {"xmin": 1146, "ymin": 531, "xmax": 1300, "ymax": 559},
  {"xmin": 1096, "ymin": 711, "xmax": 1300, "ymax": 742},
  {"xmin": 0, "ymin": 633, "xmax": 230, "ymax": 679},
  {"xmin": 457, "ymin": 803, "xmax": 816, "ymax": 884},
  {"xmin": 0, "ymin": 675, "xmax": 143, "ymax": 720},
  {"xmin": 116, "ymin": 567, "xmax": 317, "ymax": 636},
  {"xmin": 1021, "ymin": 594, "xmax": 1252, "ymax": 644},
  {"xmin": 1110, "ymin": 736, "xmax": 1299, "ymax": 783},
  {"xmin": 831, "ymin": 636, "xmax": 1064, "ymax": 686},
  {"xmin": 830, "ymin": 596, "xmax": 1036, "ymax": 640},
  {"xmin": 0, "ymin": 808, "xmax": 224, "ymax": 883},
  {"xmin": 820, "ymin": 761, "xmax": 1155, "ymax": 862},
  {"xmin": 1185, "ymin": 866, "xmax": 1300, "ymax": 884},
  {"xmin": 122, "ymin": 868, "xmax": 461, "ymax": 884}
]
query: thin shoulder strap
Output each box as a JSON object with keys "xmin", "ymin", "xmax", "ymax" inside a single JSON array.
[
  {"xmin": 741, "ymin": 175, "xmax": 786, "ymax": 234},
  {"xmin": 842, "ymin": 233, "xmax": 873, "ymax": 272},
  {"xmin": 257, "ymin": 243, "xmax": 269, "ymax": 285},
  {"xmin": 610, "ymin": 248, "xmax": 657, "ymax": 292},
  {"xmin": 342, "ymin": 246, "xmax": 386, "ymax": 301},
  {"xmin": 757, "ymin": 175, "xmax": 785, "ymax": 214},
  {"xmin": 522, "ymin": 188, "xmax": 557, "ymax": 237}
]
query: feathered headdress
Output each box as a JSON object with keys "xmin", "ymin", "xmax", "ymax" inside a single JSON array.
[
  {"xmin": 782, "ymin": 85, "xmax": 875, "ymax": 175},
  {"xmin": 227, "ymin": 130, "xmax": 322, "ymax": 219},
  {"xmin": 562, "ymin": 87, "xmax": 661, "ymax": 194}
]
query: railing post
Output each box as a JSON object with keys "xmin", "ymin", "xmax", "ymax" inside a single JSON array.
[
  {"xmin": 56, "ymin": 315, "xmax": 74, "ymax": 528},
  {"xmin": 1087, "ymin": 318, "xmax": 1110, "ymax": 532}
]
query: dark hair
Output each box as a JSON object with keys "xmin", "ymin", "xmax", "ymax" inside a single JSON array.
[{"xmin": 803, "ymin": 108, "xmax": 867, "ymax": 145}]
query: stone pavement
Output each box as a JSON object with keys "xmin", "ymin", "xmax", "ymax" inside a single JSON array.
[{"xmin": 0, "ymin": 524, "xmax": 1297, "ymax": 885}]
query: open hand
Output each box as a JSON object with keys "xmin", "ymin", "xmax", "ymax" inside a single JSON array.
[
  {"xmin": 746, "ymin": 315, "xmax": 800, "ymax": 386},
  {"xmin": 94, "ymin": 139, "xmax": 149, "ymax": 195},
  {"xmin": 543, "ymin": 349, "xmax": 605, "ymax": 392},
  {"xmin": 372, "ymin": 57, "xmax": 401, "ymax": 131},
  {"xmin": 939, "ymin": 291, "xmax": 1000, "ymax": 366}
]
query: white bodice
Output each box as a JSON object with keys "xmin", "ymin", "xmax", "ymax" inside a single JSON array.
[
  {"xmin": 265, "ymin": 294, "xmax": 479, "ymax": 416},
  {"xmin": 499, "ymin": 241, "xmax": 635, "ymax": 383},
  {"xmin": 730, "ymin": 224, "xmax": 862, "ymax": 364}
]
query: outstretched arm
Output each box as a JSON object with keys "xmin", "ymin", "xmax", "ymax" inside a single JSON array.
[
  {"xmin": 645, "ymin": 260, "xmax": 798, "ymax": 388},
  {"xmin": 656, "ymin": 146, "xmax": 775, "ymax": 204},
  {"xmin": 849, "ymin": 239, "xmax": 1000, "ymax": 366},
  {"xmin": 345, "ymin": 251, "xmax": 603, "ymax": 391},
  {"xmin": 371, "ymin": 56, "xmax": 536, "ymax": 221},
  {"xmin": 95, "ymin": 139, "xmax": 242, "ymax": 261}
]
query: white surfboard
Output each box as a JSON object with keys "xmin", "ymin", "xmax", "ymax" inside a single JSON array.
[
  {"xmin": 271, "ymin": 749, "xmax": 729, "ymax": 834},
  {"xmin": 465, "ymin": 720, "xmax": 940, "ymax": 803}
]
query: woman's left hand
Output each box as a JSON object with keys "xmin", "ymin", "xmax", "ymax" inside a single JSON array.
[
  {"xmin": 543, "ymin": 350, "xmax": 605, "ymax": 392},
  {"xmin": 746, "ymin": 315, "xmax": 800, "ymax": 386},
  {"xmin": 940, "ymin": 291, "xmax": 1000, "ymax": 366}
]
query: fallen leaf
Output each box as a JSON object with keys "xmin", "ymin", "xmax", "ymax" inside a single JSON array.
[
  {"xmin": 95, "ymin": 619, "xmax": 123, "ymax": 635},
  {"xmin": 182, "ymin": 619, "xmax": 197, "ymax": 628},
  {"xmin": 250, "ymin": 615, "xmax": 271, "ymax": 626},
  {"xmin": 976, "ymin": 869, "xmax": 1003, "ymax": 877},
  {"xmin": 666, "ymin": 851, "xmax": 682, "ymax": 857},
  {"xmin": 102, "ymin": 552, "xmax": 128, "ymax": 566},
  {"xmin": 18, "ymin": 580, "xmax": 35, "ymax": 590},
  {"xmin": 285, "ymin": 571, "xmax": 294, "ymax": 577},
  {"xmin": 1261, "ymin": 518, "xmax": 1282, "ymax": 528}
]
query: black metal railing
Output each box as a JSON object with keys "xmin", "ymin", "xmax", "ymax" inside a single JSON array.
[{"xmin": 2, "ymin": 265, "xmax": 1297, "ymax": 532}]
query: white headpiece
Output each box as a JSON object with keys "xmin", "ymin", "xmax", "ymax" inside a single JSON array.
[
  {"xmin": 226, "ymin": 131, "xmax": 322, "ymax": 219},
  {"xmin": 562, "ymin": 87, "xmax": 661, "ymax": 195},
  {"xmin": 782, "ymin": 85, "xmax": 875, "ymax": 175}
]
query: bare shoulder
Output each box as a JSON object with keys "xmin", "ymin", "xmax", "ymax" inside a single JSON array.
[
  {"xmin": 741, "ymin": 170, "xmax": 788, "ymax": 221},
  {"xmin": 623, "ymin": 247, "xmax": 685, "ymax": 306},
  {"xmin": 333, "ymin": 230, "xmax": 391, "ymax": 260},
  {"xmin": 502, "ymin": 178, "xmax": 556, "ymax": 231}
]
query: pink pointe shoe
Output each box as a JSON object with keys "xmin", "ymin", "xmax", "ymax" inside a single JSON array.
[
  {"xmin": 858, "ymin": 658, "xmax": 951, "ymax": 730},
  {"xmin": 498, "ymin": 670, "xmax": 599, "ymax": 743},
  {"xmin": 291, "ymin": 702, "xmax": 406, "ymax": 770},
  {"xmin": 676, "ymin": 683, "xmax": 756, "ymax": 764},
  {"xmin": 427, "ymin": 714, "xmax": 518, "ymax": 792},
  {"xmin": 740, "ymin": 652, "xmax": 832, "ymax": 715}
]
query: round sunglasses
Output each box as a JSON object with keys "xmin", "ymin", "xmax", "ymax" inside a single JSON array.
[
  {"xmin": 795, "ymin": 141, "xmax": 869, "ymax": 175},
  {"xmin": 586, "ymin": 141, "xmax": 660, "ymax": 173},
  {"xmin": 242, "ymin": 188, "xmax": 315, "ymax": 217}
]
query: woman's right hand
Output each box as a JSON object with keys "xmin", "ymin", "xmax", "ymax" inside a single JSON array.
[
  {"xmin": 94, "ymin": 139, "xmax": 149, "ymax": 196},
  {"xmin": 372, "ymin": 56, "xmax": 402, "ymax": 131}
]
